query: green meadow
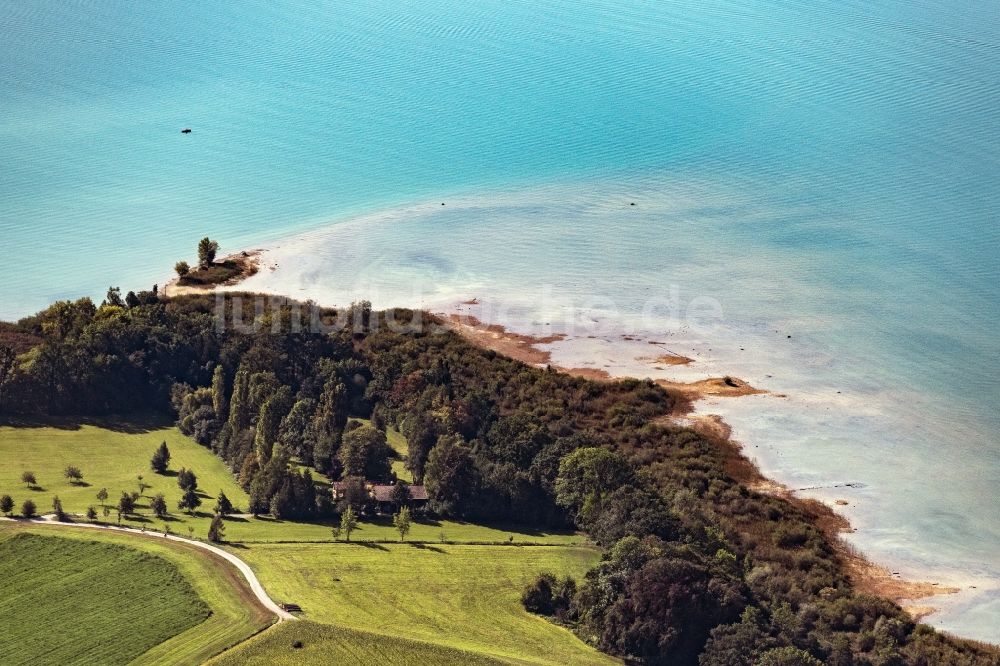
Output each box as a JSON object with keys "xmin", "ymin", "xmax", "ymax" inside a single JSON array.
[
  {"xmin": 0, "ymin": 522, "xmax": 273, "ymax": 665},
  {"xmin": 230, "ymin": 541, "xmax": 614, "ymax": 665},
  {"xmin": 208, "ymin": 621, "xmax": 508, "ymax": 666},
  {"xmin": 0, "ymin": 417, "xmax": 248, "ymax": 538},
  {"xmin": 0, "ymin": 524, "xmax": 277, "ymax": 666},
  {"xmin": 0, "ymin": 420, "xmax": 609, "ymax": 664},
  {"xmin": 0, "ymin": 530, "xmax": 206, "ymax": 665}
]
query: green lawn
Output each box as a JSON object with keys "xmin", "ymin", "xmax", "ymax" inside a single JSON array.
[
  {"xmin": 0, "ymin": 420, "xmax": 608, "ymax": 664},
  {"xmin": 228, "ymin": 541, "xmax": 615, "ymax": 665},
  {"xmin": 0, "ymin": 529, "xmax": 206, "ymax": 665},
  {"xmin": 209, "ymin": 621, "xmax": 507, "ymax": 666},
  {"xmin": 225, "ymin": 513, "xmax": 584, "ymax": 544},
  {"xmin": 0, "ymin": 522, "xmax": 275, "ymax": 665},
  {"xmin": 0, "ymin": 418, "xmax": 248, "ymax": 538}
]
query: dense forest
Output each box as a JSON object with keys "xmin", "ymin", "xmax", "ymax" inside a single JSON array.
[{"xmin": 0, "ymin": 290, "xmax": 996, "ymax": 666}]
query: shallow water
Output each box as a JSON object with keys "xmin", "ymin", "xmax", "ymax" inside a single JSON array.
[{"xmin": 1, "ymin": 0, "xmax": 998, "ymax": 642}]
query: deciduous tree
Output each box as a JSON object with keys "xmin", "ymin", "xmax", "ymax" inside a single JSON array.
[
  {"xmin": 340, "ymin": 506, "xmax": 358, "ymax": 542},
  {"xmin": 339, "ymin": 423, "xmax": 392, "ymax": 481},
  {"xmin": 177, "ymin": 468, "xmax": 198, "ymax": 492},
  {"xmin": 424, "ymin": 435, "xmax": 476, "ymax": 516},
  {"xmin": 0, "ymin": 494, "xmax": 14, "ymax": 516},
  {"xmin": 150, "ymin": 493, "xmax": 168, "ymax": 518},
  {"xmin": 393, "ymin": 506, "xmax": 412, "ymax": 542},
  {"xmin": 64, "ymin": 466, "xmax": 83, "ymax": 484},
  {"xmin": 391, "ymin": 482, "xmax": 411, "ymax": 511},
  {"xmin": 21, "ymin": 499, "xmax": 36, "ymax": 518},
  {"xmin": 117, "ymin": 491, "xmax": 135, "ymax": 516},
  {"xmin": 21, "ymin": 471, "xmax": 36, "ymax": 488}
]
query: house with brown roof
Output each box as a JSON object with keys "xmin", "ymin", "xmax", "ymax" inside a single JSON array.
[
  {"xmin": 332, "ymin": 480, "xmax": 428, "ymax": 515},
  {"xmin": 371, "ymin": 484, "xmax": 428, "ymax": 514}
]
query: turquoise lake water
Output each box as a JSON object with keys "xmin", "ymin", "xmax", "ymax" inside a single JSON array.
[{"xmin": 2, "ymin": 0, "xmax": 998, "ymax": 641}]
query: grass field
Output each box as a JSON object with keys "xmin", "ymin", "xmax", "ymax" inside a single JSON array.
[
  {"xmin": 209, "ymin": 621, "xmax": 508, "ymax": 666},
  {"xmin": 223, "ymin": 513, "xmax": 584, "ymax": 544},
  {"xmin": 0, "ymin": 529, "xmax": 206, "ymax": 665},
  {"xmin": 0, "ymin": 522, "xmax": 274, "ymax": 665},
  {"xmin": 229, "ymin": 541, "xmax": 615, "ymax": 665},
  {"xmin": 0, "ymin": 419, "xmax": 609, "ymax": 664},
  {"xmin": 0, "ymin": 417, "xmax": 248, "ymax": 538}
]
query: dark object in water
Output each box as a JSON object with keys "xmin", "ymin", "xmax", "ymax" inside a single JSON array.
[
  {"xmin": 630, "ymin": 202, "xmax": 636, "ymax": 206},
  {"xmin": 181, "ymin": 128, "xmax": 192, "ymax": 134}
]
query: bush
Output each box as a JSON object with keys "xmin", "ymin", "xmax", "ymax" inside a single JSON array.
[{"xmin": 522, "ymin": 573, "xmax": 557, "ymax": 615}]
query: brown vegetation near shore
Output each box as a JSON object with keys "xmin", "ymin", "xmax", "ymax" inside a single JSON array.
[
  {"xmin": 444, "ymin": 310, "xmax": 960, "ymax": 622},
  {"xmin": 442, "ymin": 314, "xmax": 765, "ymax": 405},
  {"xmin": 444, "ymin": 314, "xmax": 565, "ymax": 365},
  {"xmin": 670, "ymin": 412, "xmax": 961, "ymax": 618}
]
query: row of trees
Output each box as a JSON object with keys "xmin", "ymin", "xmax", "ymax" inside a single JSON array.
[
  {"xmin": 0, "ymin": 494, "xmax": 36, "ymax": 518},
  {"xmin": 17, "ymin": 466, "xmax": 85, "ymax": 489}
]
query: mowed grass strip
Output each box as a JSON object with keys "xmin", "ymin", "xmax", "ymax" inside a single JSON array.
[
  {"xmin": 0, "ymin": 530, "xmax": 208, "ymax": 666},
  {"xmin": 224, "ymin": 513, "xmax": 584, "ymax": 544},
  {"xmin": 1, "ymin": 522, "xmax": 275, "ymax": 665},
  {"xmin": 232, "ymin": 542, "xmax": 616, "ymax": 665},
  {"xmin": 0, "ymin": 420, "xmax": 248, "ymax": 536},
  {"xmin": 209, "ymin": 620, "xmax": 508, "ymax": 666}
]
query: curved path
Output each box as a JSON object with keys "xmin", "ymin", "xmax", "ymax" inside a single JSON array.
[{"xmin": 1, "ymin": 515, "xmax": 296, "ymax": 621}]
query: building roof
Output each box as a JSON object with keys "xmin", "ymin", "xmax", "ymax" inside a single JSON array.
[{"xmin": 371, "ymin": 484, "xmax": 428, "ymax": 502}]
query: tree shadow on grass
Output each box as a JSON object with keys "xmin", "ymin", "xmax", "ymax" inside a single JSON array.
[
  {"xmin": 410, "ymin": 543, "xmax": 445, "ymax": 553},
  {"xmin": 124, "ymin": 515, "xmax": 153, "ymax": 524},
  {"xmin": 0, "ymin": 412, "xmax": 173, "ymax": 433},
  {"xmin": 357, "ymin": 542, "xmax": 389, "ymax": 551}
]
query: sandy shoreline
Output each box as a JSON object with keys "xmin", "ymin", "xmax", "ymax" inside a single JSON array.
[
  {"xmin": 162, "ymin": 250, "xmax": 265, "ymax": 298},
  {"xmin": 166, "ymin": 264, "xmax": 961, "ymax": 622}
]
